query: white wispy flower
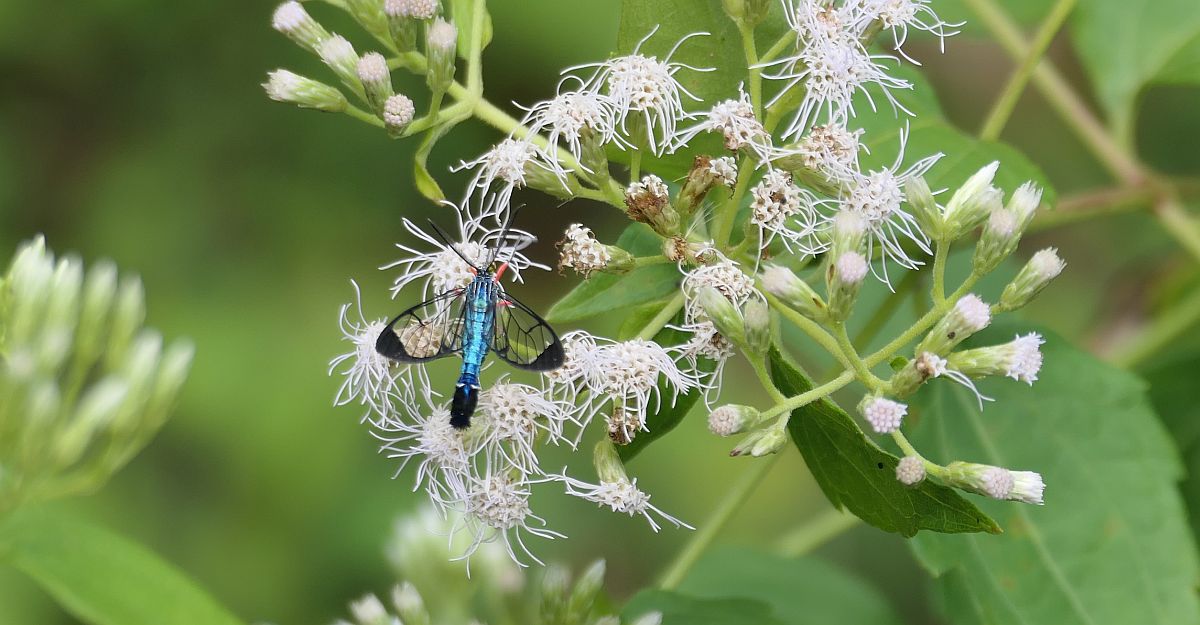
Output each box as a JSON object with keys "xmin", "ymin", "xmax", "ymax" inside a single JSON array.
[
  {"xmin": 1004, "ymin": 333, "xmax": 1045, "ymax": 384},
  {"xmin": 856, "ymin": 0, "xmax": 962, "ymax": 61},
  {"xmin": 330, "ymin": 280, "xmax": 397, "ymax": 413},
  {"xmin": 458, "ymin": 472, "xmax": 564, "ymax": 566},
  {"xmin": 764, "ymin": 4, "xmax": 912, "ymax": 139},
  {"xmin": 372, "ymin": 388, "xmax": 475, "ymax": 512},
  {"xmin": 520, "ymin": 82, "xmax": 617, "ymax": 167},
  {"xmin": 708, "ymin": 156, "xmax": 739, "ymax": 186},
  {"xmin": 570, "ymin": 26, "xmax": 711, "ymax": 154},
  {"xmin": 840, "ymin": 128, "xmax": 942, "ymax": 285},
  {"xmin": 588, "ymin": 339, "xmax": 697, "ymax": 442},
  {"xmin": 381, "ymin": 203, "xmax": 547, "ymax": 300},
  {"xmin": 477, "ymin": 378, "xmax": 572, "ymax": 474},
  {"xmin": 558, "ymin": 224, "xmax": 613, "ymax": 277},
  {"xmin": 675, "ymin": 251, "xmax": 758, "ymax": 405},
  {"xmin": 748, "ymin": 169, "xmax": 828, "ymax": 255},
  {"xmin": 560, "ymin": 475, "xmax": 692, "ymax": 532},
  {"xmin": 673, "ymin": 85, "xmax": 770, "ymax": 157},
  {"xmin": 916, "ymin": 351, "xmax": 993, "ymax": 409},
  {"xmin": 793, "ymin": 123, "xmax": 865, "ymax": 180},
  {"xmin": 456, "ymin": 138, "xmax": 570, "ymax": 219}
]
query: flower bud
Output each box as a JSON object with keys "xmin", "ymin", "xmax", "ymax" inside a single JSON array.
[
  {"xmin": 941, "ymin": 162, "xmax": 1000, "ymax": 241},
  {"xmin": 722, "ymin": 0, "xmax": 770, "ymax": 25},
  {"xmin": 539, "ymin": 564, "xmax": 572, "ymax": 623},
  {"xmin": 761, "ymin": 264, "xmax": 826, "ymax": 320},
  {"xmin": 383, "ymin": 94, "xmax": 415, "ymax": 135},
  {"xmin": 946, "ymin": 332, "xmax": 1044, "ymax": 385},
  {"xmin": 730, "ymin": 423, "xmax": 788, "ymax": 457},
  {"xmin": 426, "ymin": 18, "xmax": 457, "ymax": 94},
  {"xmin": 1008, "ymin": 181, "xmax": 1042, "ymax": 228},
  {"xmin": 391, "ymin": 582, "xmax": 428, "ymax": 625},
  {"xmin": 997, "ymin": 248, "xmax": 1065, "ymax": 312},
  {"xmin": 631, "ymin": 613, "xmax": 664, "ymax": 625},
  {"xmin": 906, "ymin": 175, "xmax": 941, "ymax": 239},
  {"xmin": 742, "ymin": 297, "xmax": 771, "ymax": 355},
  {"xmin": 625, "ymin": 175, "xmax": 680, "ymax": 237},
  {"xmin": 698, "ymin": 287, "xmax": 744, "ymax": 345},
  {"xmin": 272, "ymin": 1, "xmax": 330, "ymax": 52},
  {"xmin": 895, "ymin": 455, "xmax": 926, "ymax": 486},
  {"xmin": 345, "ymin": 0, "xmax": 390, "ymax": 40},
  {"xmin": 944, "ymin": 461, "xmax": 1045, "ymax": 504},
  {"xmin": 889, "ymin": 351, "xmax": 946, "ymax": 397},
  {"xmin": 663, "ymin": 238, "xmax": 716, "ymax": 264},
  {"xmin": 349, "ymin": 593, "xmax": 390, "ymax": 625},
  {"xmin": 567, "ymin": 560, "xmax": 606, "ymax": 621},
  {"xmin": 708, "ymin": 404, "xmax": 760, "ymax": 436},
  {"xmin": 318, "ymin": 35, "xmax": 364, "ymax": 94},
  {"xmin": 857, "ymin": 394, "xmax": 907, "ymax": 434},
  {"xmin": 973, "ymin": 205, "xmax": 1019, "ymax": 274},
  {"xmin": 558, "ymin": 224, "xmax": 624, "ymax": 277},
  {"xmin": 356, "ymin": 52, "xmax": 393, "ymax": 114},
  {"xmin": 593, "ymin": 438, "xmax": 629, "ymax": 483},
  {"xmin": 825, "ymin": 251, "xmax": 867, "ymax": 322},
  {"xmin": 830, "ymin": 210, "xmax": 868, "ymax": 255},
  {"xmin": 677, "ymin": 155, "xmax": 723, "ymax": 215},
  {"xmin": 917, "ymin": 294, "xmax": 991, "ymax": 356},
  {"xmin": 263, "ymin": 70, "xmax": 348, "ymax": 112},
  {"xmin": 385, "ymin": 0, "xmax": 438, "ymax": 51}
]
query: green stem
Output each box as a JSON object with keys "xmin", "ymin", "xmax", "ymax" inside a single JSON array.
[
  {"xmin": 1030, "ymin": 184, "xmax": 1154, "ymax": 231},
  {"xmin": 931, "ymin": 241, "xmax": 948, "ymax": 305},
  {"xmin": 1153, "ymin": 197, "xmax": 1200, "ymax": 264},
  {"xmin": 715, "ymin": 158, "xmax": 756, "ymax": 247},
  {"xmin": 1110, "ymin": 280, "xmax": 1200, "ymax": 368},
  {"xmin": 760, "ymin": 31, "xmax": 794, "ymax": 64},
  {"xmin": 854, "ymin": 270, "xmax": 918, "ymax": 350},
  {"xmin": 978, "ymin": 0, "xmax": 1078, "ymax": 141},
  {"xmin": 637, "ymin": 293, "xmax": 685, "ymax": 341},
  {"xmin": 864, "ymin": 272, "xmax": 982, "ymax": 368},
  {"xmin": 630, "ymin": 255, "xmax": 673, "ymax": 268},
  {"xmin": 760, "ymin": 369, "xmax": 856, "ymax": 421},
  {"xmin": 832, "ymin": 324, "xmax": 884, "ymax": 390},
  {"xmin": 763, "ymin": 292, "xmax": 850, "ymax": 370},
  {"xmin": 343, "ymin": 104, "xmax": 385, "ymax": 128},
  {"xmin": 657, "ymin": 453, "xmax": 782, "ymax": 590},
  {"xmin": 466, "ymin": 0, "xmax": 486, "ymax": 96},
  {"xmin": 749, "ymin": 355, "xmax": 789, "ymax": 403},
  {"xmin": 738, "ymin": 22, "xmax": 763, "ymax": 118},
  {"xmin": 776, "ymin": 507, "xmax": 861, "ymax": 557},
  {"xmin": 630, "ymin": 150, "xmax": 643, "ymax": 182}
]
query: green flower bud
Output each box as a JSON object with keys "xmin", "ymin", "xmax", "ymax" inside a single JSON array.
[
  {"xmin": 997, "ymin": 248, "xmax": 1065, "ymax": 313},
  {"xmin": 916, "ymin": 294, "xmax": 991, "ymax": 356},
  {"xmin": 708, "ymin": 404, "xmax": 761, "ymax": 436},
  {"xmin": 391, "ymin": 582, "xmax": 429, "ymax": 625},
  {"xmin": 889, "ymin": 351, "xmax": 945, "ymax": 398},
  {"xmin": 383, "ymin": 94, "xmax": 415, "ymax": 136},
  {"xmin": 742, "ymin": 297, "xmax": 771, "ymax": 355},
  {"xmin": 761, "ymin": 264, "xmax": 826, "ymax": 321},
  {"xmin": 356, "ymin": 52, "xmax": 394, "ymax": 114},
  {"xmin": 539, "ymin": 564, "xmax": 572, "ymax": 624},
  {"xmin": 895, "ymin": 455, "xmax": 926, "ymax": 486},
  {"xmin": 567, "ymin": 559, "xmax": 606, "ymax": 621},
  {"xmin": 426, "ymin": 18, "xmax": 457, "ymax": 94},
  {"xmin": 943, "ymin": 461, "xmax": 1044, "ymax": 504},
  {"xmin": 730, "ymin": 423, "xmax": 788, "ymax": 457},
  {"xmin": 318, "ymin": 35, "xmax": 365, "ymax": 97},
  {"xmin": 722, "ymin": 0, "xmax": 770, "ymax": 26},
  {"xmin": 825, "ymin": 251, "xmax": 867, "ymax": 322},
  {"xmin": 593, "ymin": 438, "xmax": 629, "ymax": 484},
  {"xmin": 264, "ymin": 70, "xmax": 349, "ymax": 112},
  {"xmin": 698, "ymin": 287, "xmax": 744, "ymax": 345},
  {"xmin": 830, "ymin": 210, "xmax": 868, "ymax": 255},
  {"xmin": 349, "ymin": 593, "xmax": 390, "ymax": 625},
  {"xmin": 272, "ymin": 2, "xmax": 331, "ymax": 52},
  {"xmin": 941, "ymin": 162, "xmax": 1000, "ymax": 241},
  {"xmin": 946, "ymin": 332, "xmax": 1044, "ymax": 384},
  {"xmin": 677, "ymin": 155, "xmax": 723, "ymax": 216},
  {"xmin": 625, "ymin": 175, "xmax": 680, "ymax": 237},
  {"xmin": 905, "ymin": 175, "xmax": 941, "ymax": 239},
  {"xmin": 630, "ymin": 612, "xmax": 664, "ymax": 625},
  {"xmin": 345, "ymin": 0, "xmax": 391, "ymax": 40},
  {"xmin": 385, "ymin": 0, "xmax": 439, "ymax": 51}
]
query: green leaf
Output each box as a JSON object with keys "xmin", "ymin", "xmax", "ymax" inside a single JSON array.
[
  {"xmin": 546, "ymin": 223, "xmax": 680, "ymax": 323},
  {"xmin": 1071, "ymin": 0, "xmax": 1200, "ymax": 142},
  {"xmin": 1145, "ymin": 352, "xmax": 1200, "ymax": 544},
  {"xmin": 677, "ymin": 546, "xmax": 904, "ymax": 625},
  {"xmin": 619, "ymin": 318, "xmax": 713, "ymax": 462},
  {"xmin": 909, "ymin": 328, "xmax": 1200, "ymax": 625},
  {"xmin": 0, "ymin": 508, "xmax": 243, "ymax": 625},
  {"xmin": 413, "ymin": 127, "xmax": 449, "ymax": 202},
  {"xmin": 618, "ymin": 299, "xmax": 673, "ymax": 340},
  {"xmin": 622, "ymin": 589, "xmax": 786, "ymax": 625},
  {"xmin": 767, "ymin": 347, "xmax": 1000, "ymax": 536},
  {"xmin": 449, "ymin": 0, "xmax": 493, "ymax": 59}
]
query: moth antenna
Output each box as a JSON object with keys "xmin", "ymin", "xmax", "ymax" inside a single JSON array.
[
  {"xmin": 427, "ymin": 219, "xmax": 482, "ymax": 271},
  {"xmin": 488, "ymin": 204, "xmax": 528, "ymax": 268}
]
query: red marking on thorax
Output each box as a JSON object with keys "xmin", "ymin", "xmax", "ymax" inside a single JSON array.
[{"xmin": 493, "ymin": 262, "xmax": 509, "ymax": 282}]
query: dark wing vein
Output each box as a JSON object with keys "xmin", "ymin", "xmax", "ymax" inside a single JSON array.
[{"xmin": 376, "ymin": 289, "xmax": 467, "ymax": 362}]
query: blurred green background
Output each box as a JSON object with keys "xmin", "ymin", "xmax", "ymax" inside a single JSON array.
[{"xmin": 1, "ymin": 1, "xmax": 1198, "ymax": 624}]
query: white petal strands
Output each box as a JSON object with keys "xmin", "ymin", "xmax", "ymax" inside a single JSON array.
[
  {"xmin": 569, "ymin": 27, "xmax": 712, "ymax": 155},
  {"xmin": 520, "ymin": 84, "xmax": 617, "ymax": 166},
  {"xmin": 456, "ymin": 138, "xmax": 571, "ymax": 219},
  {"xmin": 330, "ymin": 281, "xmax": 397, "ymax": 413},
  {"xmin": 673, "ymin": 84, "xmax": 770, "ymax": 157},
  {"xmin": 477, "ymin": 378, "xmax": 572, "ymax": 475},
  {"xmin": 840, "ymin": 127, "xmax": 942, "ymax": 286},
  {"xmin": 372, "ymin": 390, "xmax": 475, "ymax": 512},
  {"xmin": 459, "ymin": 472, "xmax": 564, "ymax": 567},
  {"xmin": 561, "ymin": 475, "xmax": 692, "ymax": 532},
  {"xmin": 381, "ymin": 202, "xmax": 547, "ymax": 300},
  {"xmin": 793, "ymin": 123, "xmax": 865, "ymax": 181},
  {"xmin": 856, "ymin": 0, "xmax": 962, "ymax": 62},
  {"xmin": 748, "ymin": 169, "xmax": 828, "ymax": 256}
]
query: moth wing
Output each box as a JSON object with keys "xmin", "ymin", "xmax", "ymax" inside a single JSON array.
[
  {"xmin": 490, "ymin": 292, "xmax": 565, "ymax": 371},
  {"xmin": 376, "ymin": 289, "xmax": 468, "ymax": 362}
]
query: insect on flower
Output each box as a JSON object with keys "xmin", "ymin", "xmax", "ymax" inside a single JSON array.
[{"xmin": 375, "ymin": 212, "xmax": 565, "ymax": 429}]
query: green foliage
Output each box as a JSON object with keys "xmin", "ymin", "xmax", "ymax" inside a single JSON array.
[
  {"xmin": 1142, "ymin": 352, "xmax": 1200, "ymax": 542},
  {"xmin": 449, "ymin": 0, "xmax": 494, "ymax": 58},
  {"xmin": 618, "ymin": 318, "xmax": 713, "ymax": 462},
  {"xmin": 768, "ymin": 347, "xmax": 1001, "ymax": 536},
  {"xmin": 622, "ymin": 590, "xmax": 785, "ymax": 625},
  {"xmin": 547, "ymin": 224, "xmax": 679, "ymax": 323},
  {"xmin": 909, "ymin": 328, "xmax": 1200, "ymax": 625},
  {"xmin": 677, "ymin": 546, "xmax": 904, "ymax": 625},
  {"xmin": 1071, "ymin": 0, "xmax": 1200, "ymax": 142},
  {"xmin": 0, "ymin": 508, "xmax": 243, "ymax": 625}
]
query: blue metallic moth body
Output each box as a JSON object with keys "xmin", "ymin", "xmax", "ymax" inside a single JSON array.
[{"xmin": 375, "ymin": 220, "xmax": 564, "ymax": 429}]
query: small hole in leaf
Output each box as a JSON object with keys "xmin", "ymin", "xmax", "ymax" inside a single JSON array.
[{"xmin": 876, "ymin": 462, "xmax": 884, "ymax": 469}]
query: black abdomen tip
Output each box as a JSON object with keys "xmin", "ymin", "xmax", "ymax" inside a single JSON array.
[{"xmin": 449, "ymin": 412, "xmax": 472, "ymax": 429}]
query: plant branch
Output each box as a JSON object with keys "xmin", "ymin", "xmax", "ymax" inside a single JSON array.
[
  {"xmin": 865, "ymin": 272, "xmax": 982, "ymax": 368},
  {"xmin": 1109, "ymin": 267, "xmax": 1200, "ymax": 368},
  {"xmin": 978, "ymin": 0, "xmax": 1078, "ymax": 141},
  {"xmin": 776, "ymin": 507, "xmax": 861, "ymax": 557},
  {"xmin": 637, "ymin": 293, "xmax": 686, "ymax": 341}
]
